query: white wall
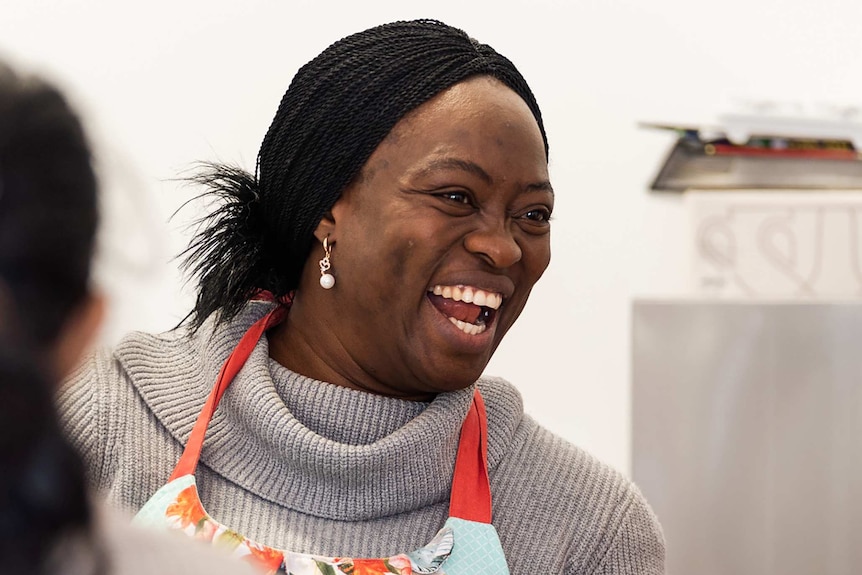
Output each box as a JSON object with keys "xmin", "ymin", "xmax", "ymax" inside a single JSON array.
[{"xmin": 3, "ymin": 0, "xmax": 861, "ymax": 475}]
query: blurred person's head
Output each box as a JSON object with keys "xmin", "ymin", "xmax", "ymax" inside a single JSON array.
[
  {"xmin": 0, "ymin": 62, "xmax": 103, "ymax": 377},
  {"xmin": 0, "ymin": 62, "xmax": 104, "ymax": 575}
]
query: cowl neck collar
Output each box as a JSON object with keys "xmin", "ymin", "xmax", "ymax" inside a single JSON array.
[{"xmin": 118, "ymin": 301, "xmax": 522, "ymax": 521}]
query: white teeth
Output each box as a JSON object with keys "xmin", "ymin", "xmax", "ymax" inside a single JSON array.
[
  {"xmin": 472, "ymin": 290, "xmax": 486, "ymax": 307},
  {"xmin": 429, "ymin": 285, "xmax": 503, "ymax": 310},
  {"xmin": 431, "ymin": 284, "xmax": 500, "ymax": 335},
  {"xmin": 448, "ymin": 316, "xmax": 488, "ymax": 335},
  {"xmin": 461, "ymin": 287, "xmax": 474, "ymax": 303}
]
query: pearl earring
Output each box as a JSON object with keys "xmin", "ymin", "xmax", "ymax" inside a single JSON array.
[{"xmin": 319, "ymin": 236, "xmax": 335, "ymax": 290}]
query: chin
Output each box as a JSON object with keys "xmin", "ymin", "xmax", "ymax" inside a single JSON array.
[{"xmin": 424, "ymin": 363, "xmax": 487, "ymax": 394}]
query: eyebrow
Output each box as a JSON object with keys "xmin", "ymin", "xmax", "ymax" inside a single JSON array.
[
  {"xmin": 416, "ymin": 158, "xmax": 493, "ymax": 184},
  {"xmin": 525, "ymin": 181, "xmax": 555, "ymax": 195},
  {"xmin": 414, "ymin": 157, "xmax": 554, "ymax": 195}
]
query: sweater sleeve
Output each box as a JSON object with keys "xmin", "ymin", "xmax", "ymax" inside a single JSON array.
[
  {"xmin": 55, "ymin": 346, "xmax": 119, "ymax": 491},
  {"xmin": 585, "ymin": 485, "xmax": 666, "ymax": 575}
]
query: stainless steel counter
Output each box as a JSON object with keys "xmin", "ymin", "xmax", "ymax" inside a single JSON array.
[{"xmin": 633, "ymin": 301, "xmax": 862, "ymax": 575}]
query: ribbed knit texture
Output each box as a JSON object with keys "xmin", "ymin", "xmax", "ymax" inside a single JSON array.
[{"xmin": 58, "ymin": 302, "xmax": 665, "ymax": 574}]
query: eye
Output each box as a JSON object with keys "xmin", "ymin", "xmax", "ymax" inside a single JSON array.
[
  {"xmin": 437, "ymin": 191, "xmax": 472, "ymax": 205},
  {"xmin": 522, "ymin": 207, "xmax": 552, "ymax": 223}
]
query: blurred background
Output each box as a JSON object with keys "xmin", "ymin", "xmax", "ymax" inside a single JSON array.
[{"xmin": 3, "ymin": 2, "xmax": 861, "ymax": 572}]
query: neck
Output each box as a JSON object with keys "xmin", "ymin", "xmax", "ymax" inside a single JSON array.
[{"xmin": 267, "ymin": 297, "xmax": 437, "ymax": 401}]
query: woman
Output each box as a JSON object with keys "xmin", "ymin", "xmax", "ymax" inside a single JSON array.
[
  {"xmin": 0, "ymin": 62, "xmax": 255, "ymax": 575},
  {"xmin": 59, "ymin": 20, "xmax": 665, "ymax": 574}
]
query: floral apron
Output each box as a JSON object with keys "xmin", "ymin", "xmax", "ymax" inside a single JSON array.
[{"xmin": 134, "ymin": 305, "xmax": 510, "ymax": 574}]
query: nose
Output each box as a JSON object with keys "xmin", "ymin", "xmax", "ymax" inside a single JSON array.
[{"xmin": 464, "ymin": 219, "xmax": 522, "ymax": 269}]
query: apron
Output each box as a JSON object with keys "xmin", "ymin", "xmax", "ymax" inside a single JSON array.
[{"xmin": 134, "ymin": 305, "xmax": 510, "ymax": 575}]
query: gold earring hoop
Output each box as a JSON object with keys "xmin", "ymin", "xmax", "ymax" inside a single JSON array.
[{"xmin": 319, "ymin": 237, "xmax": 335, "ymax": 290}]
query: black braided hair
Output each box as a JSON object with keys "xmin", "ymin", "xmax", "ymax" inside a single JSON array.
[{"xmin": 182, "ymin": 19, "xmax": 548, "ymax": 330}]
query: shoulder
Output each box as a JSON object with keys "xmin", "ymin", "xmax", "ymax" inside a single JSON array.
[
  {"xmin": 56, "ymin": 332, "xmax": 186, "ymax": 491},
  {"xmin": 58, "ymin": 317, "xmax": 219, "ymax": 421},
  {"xmin": 478, "ymin": 376, "xmax": 665, "ymax": 574},
  {"xmin": 107, "ymin": 300, "xmax": 275, "ymax": 393},
  {"xmin": 60, "ymin": 343, "xmax": 127, "ymax": 396},
  {"xmin": 58, "ymin": 325, "xmax": 187, "ymax": 398},
  {"xmin": 57, "ymin": 326, "xmax": 194, "ymax": 425}
]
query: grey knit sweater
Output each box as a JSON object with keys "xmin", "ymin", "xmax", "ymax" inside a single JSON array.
[{"xmin": 58, "ymin": 302, "xmax": 665, "ymax": 574}]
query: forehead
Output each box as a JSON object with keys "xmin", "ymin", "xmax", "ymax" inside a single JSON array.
[
  {"xmin": 391, "ymin": 76, "xmax": 539, "ymax": 140},
  {"xmin": 361, "ymin": 76, "xmax": 547, "ymax": 179}
]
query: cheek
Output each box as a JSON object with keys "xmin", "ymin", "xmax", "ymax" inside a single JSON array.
[
  {"xmin": 523, "ymin": 236, "xmax": 552, "ymax": 281},
  {"xmin": 379, "ymin": 211, "xmax": 450, "ymax": 280},
  {"xmin": 345, "ymin": 226, "xmax": 423, "ymax": 293},
  {"xmin": 389, "ymin": 240, "xmax": 413, "ymax": 281}
]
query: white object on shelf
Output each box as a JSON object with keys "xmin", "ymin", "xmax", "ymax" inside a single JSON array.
[{"xmin": 718, "ymin": 99, "xmax": 862, "ymax": 146}]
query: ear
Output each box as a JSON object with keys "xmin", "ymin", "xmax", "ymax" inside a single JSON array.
[
  {"xmin": 313, "ymin": 210, "xmax": 336, "ymax": 243},
  {"xmin": 53, "ymin": 292, "xmax": 106, "ymax": 380},
  {"xmin": 312, "ymin": 191, "xmax": 352, "ymax": 244}
]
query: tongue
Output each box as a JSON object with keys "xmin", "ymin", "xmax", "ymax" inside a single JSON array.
[{"xmin": 428, "ymin": 293, "xmax": 482, "ymax": 324}]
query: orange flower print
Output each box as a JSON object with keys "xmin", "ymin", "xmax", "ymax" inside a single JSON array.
[
  {"xmin": 244, "ymin": 541, "xmax": 284, "ymax": 574},
  {"xmin": 385, "ymin": 556, "xmax": 413, "ymax": 575},
  {"xmin": 165, "ymin": 485, "xmax": 206, "ymax": 530},
  {"xmin": 335, "ymin": 558, "xmax": 406, "ymax": 575},
  {"xmin": 214, "ymin": 528, "xmax": 245, "ymax": 552},
  {"xmin": 187, "ymin": 517, "xmax": 217, "ymax": 544}
]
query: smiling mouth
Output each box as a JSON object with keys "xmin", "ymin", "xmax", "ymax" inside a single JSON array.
[{"xmin": 427, "ymin": 285, "xmax": 503, "ymax": 336}]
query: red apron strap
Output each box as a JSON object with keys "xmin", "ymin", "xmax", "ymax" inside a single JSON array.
[
  {"xmin": 170, "ymin": 307, "xmax": 286, "ymax": 481},
  {"xmin": 448, "ymin": 389, "xmax": 492, "ymax": 523},
  {"xmin": 167, "ymin": 298, "xmax": 493, "ymax": 524}
]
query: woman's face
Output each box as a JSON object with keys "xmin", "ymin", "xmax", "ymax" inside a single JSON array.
[{"xmin": 295, "ymin": 76, "xmax": 552, "ymax": 399}]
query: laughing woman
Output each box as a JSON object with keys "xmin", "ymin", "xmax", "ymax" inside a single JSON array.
[{"xmin": 59, "ymin": 20, "xmax": 665, "ymax": 575}]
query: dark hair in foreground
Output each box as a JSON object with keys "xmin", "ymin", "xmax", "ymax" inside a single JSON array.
[
  {"xmin": 0, "ymin": 64, "xmax": 100, "ymax": 574},
  {"xmin": 0, "ymin": 64, "xmax": 98, "ymax": 347},
  {"xmin": 183, "ymin": 19, "xmax": 548, "ymax": 330},
  {"xmin": 0, "ymin": 345, "xmax": 96, "ymax": 575}
]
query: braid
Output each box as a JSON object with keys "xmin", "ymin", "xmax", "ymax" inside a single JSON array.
[
  {"xmin": 184, "ymin": 19, "xmax": 548, "ymax": 329},
  {"xmin": 178, "ymin": 163, "xmax": 275, "ymax": 330}
]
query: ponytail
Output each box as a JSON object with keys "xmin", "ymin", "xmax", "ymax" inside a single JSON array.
[{"xmin": 179, "ymin": 163, "xmax": 285, "ymax": 331}]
